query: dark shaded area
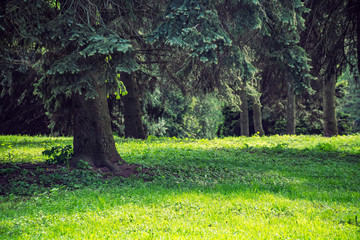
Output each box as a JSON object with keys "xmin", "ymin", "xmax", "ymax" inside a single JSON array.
[
  {"xmin": 121, "ymin": 72, "xmax": 147, "ymax": 139},
  {"xmin": 217, "ymin": 106, "xmax": 255, "ymax": 137},
  {"xmin": 0, "ymin": 69, "xmax": 50, "ymax": 135},
  {"xmin": 0, "ymin": 161, "xmax": 148, "ymax": 195}
]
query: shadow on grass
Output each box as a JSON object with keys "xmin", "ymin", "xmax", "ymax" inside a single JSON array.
[
  {"xmin": 2, "ymin": 137, "xmax": 360, "ymax": 240},
  {"xmin": 127, "ymin": 143, "xmax": 360, "ymax": 204},
  {"xmin": 1, "ymin": 142, "xmax": 359, "ymax": 207}
]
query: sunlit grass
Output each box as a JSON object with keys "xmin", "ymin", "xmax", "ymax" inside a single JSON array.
[
  {"xmin": 0, "ymin": 134, "xmax": 359, "ymax": 239},
  {"xmin": 0, "ymin": 135, "xmax": 72, "ymax": 163}
]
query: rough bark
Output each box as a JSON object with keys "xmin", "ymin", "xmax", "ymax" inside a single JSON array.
[
  {"xmin": 71, "ymin": 74, "xmax": 124, "ymax": 173},
  {"xmin": 323, "ymin": 66, "xmax": 338, "ymax": 136},
  {"xmin": 239, "ymin": 84, "xmax": 249, "ymax": 136},
  {"xmin": 121, "ymin": 72, "xmax": 147, "ymax": 139},
  {"xmin": 286, "ymin": 80, "xmax": 296, "ymax": 135}
]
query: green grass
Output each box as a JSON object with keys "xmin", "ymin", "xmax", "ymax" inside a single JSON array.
[{"xmin": 0, "ymin": 134, "xmax": 360, "ymax": 239}]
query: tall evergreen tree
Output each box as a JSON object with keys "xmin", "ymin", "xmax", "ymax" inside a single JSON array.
[{"xmin": 1, "ymin": 0, "xmax": 139, "ymax": 173}]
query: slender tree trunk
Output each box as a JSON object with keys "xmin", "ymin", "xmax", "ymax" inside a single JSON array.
[
  {"xmin": 323, "ymin": 66, "xmax": 338, "ymax": 136},
  {"xmin": 239, "ymin": 83, "xmax": 249, "ymax": 136},
  {"xmin": 251, "ymin": 80, "xmax": 265, "ymax": 136},
  {"xmin": 252, "ymin": 101, "xmax": 265, "ymax": 136},
  {"xmin": 121, "ymin": 72, "xmax": 147, "ymax": 139},
  {"xmin": 286, "ymin": 80, "xmax": 296, "ymax": 134},
  {"xmin": 357, "ymin": 14, "xmax": 360, "ymax": 74},
  {"xmin": 71, "ymin": 74, "xmax": 124, "ymax": 173},
  {"xmin": 252, "ymin": 100, "xmax": 265, "ymax": 137}
]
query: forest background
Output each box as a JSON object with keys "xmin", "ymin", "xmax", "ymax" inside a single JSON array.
[{"xmin": 1, "ymin": 0, "xmax": 360, "ymax": 141}]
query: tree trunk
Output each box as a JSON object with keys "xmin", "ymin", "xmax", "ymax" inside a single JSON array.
[
  {"xmin": 251, "ymin": 80, "xmax": 265, "ymax": 136},
  {"xmin": 71, "ymin": 75, "xmax": 124, "ymax": 173},
  {"xmin": 239, "ymin": 84, "xmax": 249, "ymax": 136},
  {"xmin": 357, "ymin": 12, "xmax": 360, "ymax": 74},
  {"xmin": 252, "ymin": 100, "xmax": 265, "ymax": 136},
  {"xmin": 348, "ymin": 0, "xmax": 360, "ymax": 74},
  {"xmin": 121, "ymin": 72, "xmax": 147, "ymax": 139},
  {"xmin": 323, "ymin": 67, "xmax": 338, "ymax": 136},
  {"xmin": 286, "ymin": 80, "xmax": 296, "ymax": 134}
]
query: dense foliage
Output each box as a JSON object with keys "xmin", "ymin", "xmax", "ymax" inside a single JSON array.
[{"xmin": 1, "ymin": 0, "xmax": 359, "ymax": 139}]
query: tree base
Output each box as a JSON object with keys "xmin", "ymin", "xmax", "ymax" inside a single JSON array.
[
  {"xmin": 70, "ymin": 154, "xmax": 141, "ymax": 177},
  {"xmin": 96, "ymin": 162, "xmax": 143, "ymax": 178},
  {"xmin": 71, "ymin": 155, "xmax": 142, "ymax": 177}
]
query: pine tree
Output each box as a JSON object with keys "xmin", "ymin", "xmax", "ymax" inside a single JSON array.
[{"xmin": 1, "ymin": 0, "xmax": 138, "ymax": 173}]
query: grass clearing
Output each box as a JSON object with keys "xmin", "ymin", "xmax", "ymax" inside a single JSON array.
[{"xmin": 0, "ymin": 134, "xmax": 360, "ymax": 239}]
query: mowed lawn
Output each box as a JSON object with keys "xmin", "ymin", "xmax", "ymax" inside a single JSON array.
[{"xmin": 0, "ymin": 135, "xmax": 359, "ymax": 239}]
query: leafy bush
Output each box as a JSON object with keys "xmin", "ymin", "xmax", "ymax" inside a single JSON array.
[
  {"xmin": 315, "ymin": 142, "xmax": 335, "ymax": 152},
  {"xmin": 42, "ymin": 145, "xmax": 73, "ymax": 165}
]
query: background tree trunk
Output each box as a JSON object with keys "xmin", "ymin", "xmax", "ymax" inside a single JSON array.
[
  {"xmin": 252, "ymin": 80, "xmax": 265, "ymax": 136},
  {"xmin": 239, "ymin": 83, "xmax": 249, "ymax": 136},
  {"xmin": 286, "ymin": 80, "xmax": 296, "ymax": 134},
  {"xmin": 121, "ymin": 72, "xmax": 147, "ymax": 139},
  {"xmin": 71, "ymin": 75, "xmax": 124, "ymax": 173},
  {"xmin": 323, "ymin": 66, "xmax": 338, "ymax": 136},
  {"xmin": 252, "ymin": 100, "xmax": 265, "ymax": 136}
]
